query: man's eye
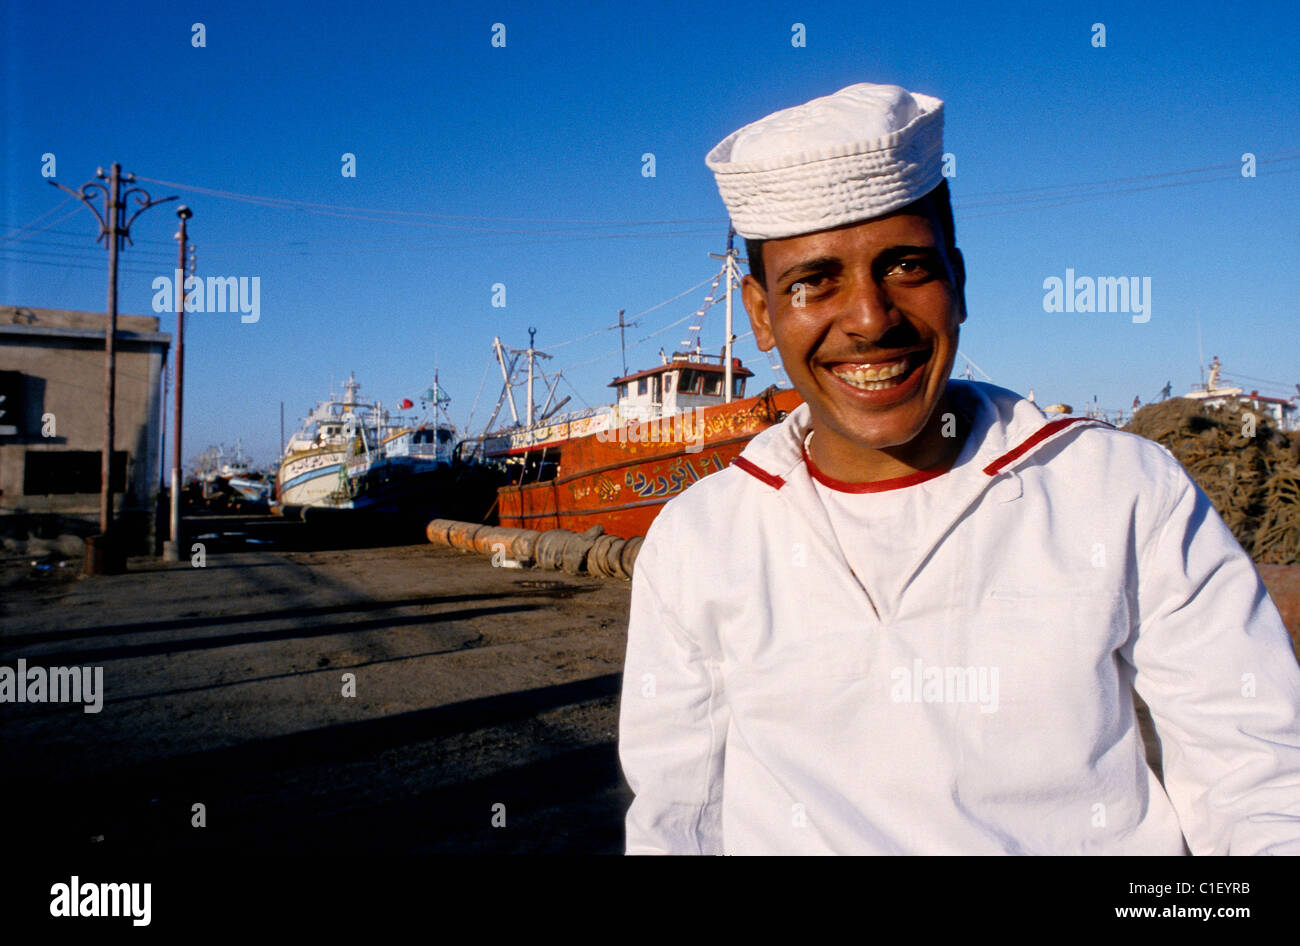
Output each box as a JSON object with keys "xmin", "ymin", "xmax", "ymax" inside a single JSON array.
[
  {"xmin": 787, "ymin": 274, "xmax": 828, "ymax": 293},
  {"xmin": 886, "ymin": 259, "xmax": 934, "ymax": 282}
]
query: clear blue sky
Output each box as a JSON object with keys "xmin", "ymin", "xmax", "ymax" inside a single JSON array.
[{"xmin": 3, "ymin": 0, "xmax": 1297, "ymax": 467}]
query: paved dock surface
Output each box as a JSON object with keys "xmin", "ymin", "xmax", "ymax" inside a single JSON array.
[
  {"xmin": 1, "ymin": 523, "xmax": 633, "ymax": 854},
  {"xmin": 5, "ymin": 516, "xmax": 1296, "ymax": 857}
]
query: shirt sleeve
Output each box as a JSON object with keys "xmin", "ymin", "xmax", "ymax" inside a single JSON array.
[
  {"xmin": 1127, "ymin": 465, "xmax": 1300, "ymax": 855},
  {"xmin": 618, "ymin": 523, "xmax": 728, "ymax": 855}
]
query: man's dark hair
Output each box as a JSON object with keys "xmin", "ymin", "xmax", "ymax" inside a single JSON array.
[{"xmin": 745, "ymin": 178, "xmax": 957, "ymax": 289}]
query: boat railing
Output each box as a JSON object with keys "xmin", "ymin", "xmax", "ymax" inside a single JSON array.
[
  {"xmin": 670, "ymin": 350, "xmax": 725, "ymax": 365},
  {"xmin": 541, "ymin": 404, "xmax": 608, "ymax": 425},
  {"xmin": 487, "ymin": 404, "xmax": 608, "ymax": 438}
]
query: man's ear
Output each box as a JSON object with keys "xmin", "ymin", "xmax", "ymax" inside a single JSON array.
[
  {"xmin": 949, "ymin": 247, "xmax": 967, "ymax": 324},
  {"xmin": 950, "ymin": 247, "xmax": 965, "ymax": 289},
  {"xmin": 742, "ymin": 274, "xmax": 777, "ymax": 352}
]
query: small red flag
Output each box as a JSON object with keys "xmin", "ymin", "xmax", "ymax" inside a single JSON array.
[{"xmin": 400, "ymin": 398, "xmax": 414, "ymax": 409}]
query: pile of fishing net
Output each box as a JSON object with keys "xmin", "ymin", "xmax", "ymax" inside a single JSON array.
[{"xmin": 1123, "ymin": 398, "xmax": 1300, "ymax": 565}]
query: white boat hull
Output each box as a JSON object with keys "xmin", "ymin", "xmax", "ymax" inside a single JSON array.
[{"xmin": 277, "ymin": 447, "xmax": 346, "ymax": 507}]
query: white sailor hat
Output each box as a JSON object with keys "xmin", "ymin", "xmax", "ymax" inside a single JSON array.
[{"xmin": 706, "ymin": 83, "xmax": 945, "ymax": 241}]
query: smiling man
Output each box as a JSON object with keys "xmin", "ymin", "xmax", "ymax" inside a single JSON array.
[
  {"xmin": 742, "ymin": 186, "xmax": 966, "ymax": 485},
  {"xmin": 617, "ymin": 83, "xmax": 1300, "ymax": 855}
]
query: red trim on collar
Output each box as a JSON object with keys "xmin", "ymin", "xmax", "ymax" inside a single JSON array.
[
  {"xmin": 802, "ymin": 440, "xmax": 953, "ymax": 493},
  {"xmin": 731, "ymin": 456, "xmax": 786, "ymax": 489},
  {"xmin": 981, "ymin": 416, "xmax": 1095, "ymax": 476}
]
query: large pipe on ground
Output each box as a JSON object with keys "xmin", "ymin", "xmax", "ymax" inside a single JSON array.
[{"xmin": 425, "ymin": 518, "xmax": 646, "ymax": 580}]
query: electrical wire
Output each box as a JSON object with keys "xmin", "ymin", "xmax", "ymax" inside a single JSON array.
[
  {"xmin": 955, "ymin": 151, "xmax": 1300, "ymax": 204},
  {"xmin": 960, "ymin": 164, "xmax": 1300, "ymax": 220},
  {"xmin": 0, "ymin": 205, "xmax": 87, "ymax": 247},
  {"xmin": 0, "ymin": 195, "xmax": 77, "ymax": 242},
  {"xmin": 546, "ymin": 274, "xmax": 719, "ymax": 350}
]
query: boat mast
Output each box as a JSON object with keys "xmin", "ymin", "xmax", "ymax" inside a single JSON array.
[
  {"xmin": 492, "ymin": 336, "xmax": 520, "ymax": 425},
  {"xmin": 725, "ymin": 230, "xmax": 736, "ymax": 403},
  {"xmin": 527, "ymin": 326, "xmax": 537, "ymax": 426},
  {"xmin": 711, "ymin": 228, "xmax": 740, "ymax": 404}
]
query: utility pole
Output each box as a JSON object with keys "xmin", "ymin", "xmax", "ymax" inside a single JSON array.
[
  {"xmin": 49, "ymin": 164, "xmax": 175, "ymax": 571},
  {"xmin": 164, "ymin": 206, "xmax": 193, "ymax": 562}
]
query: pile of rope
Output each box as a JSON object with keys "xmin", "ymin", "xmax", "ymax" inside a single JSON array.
[{"xmin": 1123, "ymin": 398, "xmax": 1300, "ymax": 565}]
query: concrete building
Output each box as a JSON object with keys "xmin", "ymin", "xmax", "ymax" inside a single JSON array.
[{"xmin": 0, "ymin": 305, "xmax": 170, "ymax": 551}]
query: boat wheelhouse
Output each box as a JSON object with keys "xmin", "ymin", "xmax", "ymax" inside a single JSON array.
[{"xmin": 609, "ymin": 350, "xmax": 753, "ymax": 422}]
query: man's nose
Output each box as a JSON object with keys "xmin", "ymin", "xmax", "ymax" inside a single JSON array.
[{"xmin": 833, "ymin": 274, "xmax": 898, "ymax": 342}]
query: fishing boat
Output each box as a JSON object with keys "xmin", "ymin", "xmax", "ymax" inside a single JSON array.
[
  {"xmin": 491, "ymin": 366, "xmax": 800, "ymax": 537},
  {"xmin": 1183, "ymin": 356, "xmax": 1299, "ymax": 431},
  {"xmin": 275, "ymin": 373, "xmax": 463, "ymax": 515},
  {"xmin": 469, "ymin": 234, "xmax": 803, "ymax": 537},
  {"xmin": 189, "ymin": 441, "xmax": 272, "ymax": 511}
]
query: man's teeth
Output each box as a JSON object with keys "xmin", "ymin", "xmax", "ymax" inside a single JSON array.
[{"xmin": 832, "ymin": 360, "xmax": 910, "ymax": 390}]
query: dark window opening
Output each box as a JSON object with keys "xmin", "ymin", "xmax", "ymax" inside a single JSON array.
[
  {"xmin": 24, "ymin": 450, "xmax": 128, "ymax": 495},
  {"xmin": 0, "ymin": 370, "xmax": 23, "ymax": 436}
]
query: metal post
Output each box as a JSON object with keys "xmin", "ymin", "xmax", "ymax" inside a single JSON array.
[
  {"xmin": 526, "ymin": 327, "xmax": 536, "ymax": 427},
  {"xmin": 618, "ymin": 309, "xmax": 627, "ymax": 377},
  {"xmin": 165, "ymin": 206, "xmax": 192, "ymax": 561},
  {"xmin": 724, "ymin": 234, "xmax": 735, "ymax": 404},
  {"xmin": 48, "ymin": 164, "xmax": 176, "ymax": 571},
  {"xmin": 101, "ymin": 163, "xmax": 122, "ymax": 534},
  {"xmin": 711, "ymin": 230, "xmax": 739, "ymax": 404}
]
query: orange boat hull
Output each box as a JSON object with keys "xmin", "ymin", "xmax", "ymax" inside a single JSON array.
[{"xmin": 497, "ymin": 387, "xmax": 803, "ymax": 537}]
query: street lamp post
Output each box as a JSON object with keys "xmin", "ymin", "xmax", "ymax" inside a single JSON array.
[
  {"xmin": 164, "ymin": 206, "xmax": 193, "ymax": 562},
  {"xmin": 49, "ymin": 164, "xmax": 176, "ymax": 572}
]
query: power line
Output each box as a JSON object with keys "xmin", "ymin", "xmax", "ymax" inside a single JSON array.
[
  {"xmin": 12, "ymin": 226, "xmax": 177, "ymax": 246},
  {"xmin": 545, "ymin": 275, "xmax": 719, "ymax": 350},
  {"xmin": 0, "ymin": 204, "xmax": 86, "ymax": 247},
  {"xmin": 7, "ymin": 237, "xmax": 178, "ymax": 261},
  {"xmin": 0, "ymin": 253, "xmax": 163, "ymax": 277},
  {"xmin": 0, "ymin": 195, "xmax": 76, "ymax": 240},
  {"xmin": 133, "ymin": 175, "xmax": 723, "ymax": 230},
  {"xmin": 960, "ymin": 164, "xmax": 1300, "ymax": 220},
  {"xmin": 955, "ymin": 149, "xmax": 1300, "ymax": 204}
]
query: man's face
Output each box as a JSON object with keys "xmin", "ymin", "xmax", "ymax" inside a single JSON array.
[{"xmin": 741, "ymin": 207, "xmax": 966, "ymax": 456}]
